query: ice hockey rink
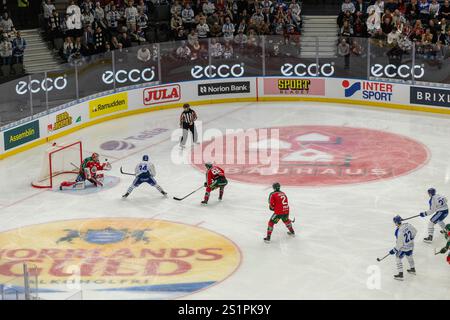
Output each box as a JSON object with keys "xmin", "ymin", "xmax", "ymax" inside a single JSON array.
[{"xmin": 0, "ymin": 101, "xmax": 449, "ymax": 300}]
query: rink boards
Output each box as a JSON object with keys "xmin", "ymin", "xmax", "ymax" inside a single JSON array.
[{"xmin": 1, "ymin": 77, "xmax": 449, "ymax": 159}]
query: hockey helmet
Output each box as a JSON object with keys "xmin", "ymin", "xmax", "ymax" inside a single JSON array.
[
  {"xmin": 205, "ymin": 162, "xmax": 213, "ymax": 169},
  {"xmin": 183, "ymin": 103, "xmax": 190, "ymax": 109},
  {"xmin": 143, "ymin": 155, "xmax": 149, "ymax": 161},
  {"xmin": 428, "ymin": 188, "xmax": 436, "ymax": 196},
  {"xmin": 393, "ymin": 215, "xmax": 402, "ymax": 225},
  {"xmin": 272, "ymin": 182, "xmax": 281, "ymax": 191},
  {"xmin": 92, "ymin": 153, "xmax": 99, "ymax": 161}
]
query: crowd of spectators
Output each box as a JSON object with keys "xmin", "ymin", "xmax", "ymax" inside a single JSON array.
[
  {"xmin": 0, "ymin": 12, "xmax": 27, "ymax": 77},
  {"xmin": 41, "ymin": 0, "xmax": 304, "ymax": 63},
  {"xmin": 337, "ymin": 0, "xmax": 450, "ymax": 66}
]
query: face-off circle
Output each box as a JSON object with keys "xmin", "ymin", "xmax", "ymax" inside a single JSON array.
[{"xmin": 191, "ymin": 125, "xmax": 429, "ymax": 186}]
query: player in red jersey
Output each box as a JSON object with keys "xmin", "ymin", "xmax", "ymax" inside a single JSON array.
[
  {"xmin": 264, "ymin": 182, "xmax": 295, "ymax": 243},
  {"xmin": 60, "ymin": 153, "xmax": 111, "ymax": 190},
  {"xmin": 201, "ymin": 162, "xmax": 228, "ymax": 204}
]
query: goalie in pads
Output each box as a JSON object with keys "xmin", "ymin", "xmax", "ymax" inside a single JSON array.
[{"xmin": 60, "ymin": 153, "xmax": 111, "ymax": 190}]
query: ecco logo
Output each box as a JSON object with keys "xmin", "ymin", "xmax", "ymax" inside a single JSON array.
[
  {"xmin": 370, "ymin": 64, "xmax": 425, "ymax": 79},
  {"xmin": 191, "ymin": 64, "xmax": 245, "ymax": 79},
  {"xmin": 102, "ymin": 67, "xmax": 156, "ymax": 84},
  {"xmin": 280, "ymin": 63, "xmax": 335, "ymax": 77},
  {"xmin": 16, "ymin": 76, "xmax": 68, "ymax": 95}
]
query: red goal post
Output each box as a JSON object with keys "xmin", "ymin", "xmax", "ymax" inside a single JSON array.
[{"xmin": 31, "ymin": 141, "xmax": 83, "ymax": 189}]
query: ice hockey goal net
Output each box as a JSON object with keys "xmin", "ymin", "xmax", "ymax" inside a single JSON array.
[{"xmin": 31, "ymin": 141, "xmax": 83, "ymax": 189}]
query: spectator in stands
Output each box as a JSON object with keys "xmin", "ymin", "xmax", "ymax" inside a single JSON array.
[
  {"xmin": 42, "ymin": 0, "xmax": 56, "ymax": 31},
  {"xmin": 341, "ymin": 0, "xmax": 355, "ymax": 14},
  {"xmin": 203, "ymin": 0, "xmax": 215, "ymax": 16},
  {"xmin": 442, "ymin": 0, "xmax": 450, "ymax": 20},
  {"xmin": 12, "ymin": 31, "xmax": 26, "ymax": 67},
  {"xmin": 429, "ymin": 0, "xmax": 440, "ymax": 20},
  {"xmin": 222, "ymin": 16, "xmax": 235, "ymax": 41},
  {"xmin": 119, "ymin": 31, "xmax": 132, "ymax": 48},
  {"xmin": 340, "ymin": 19, "xmax": 354, "ymax": 38},
  {"xmin": 82, "ymin": 25, "xmax": 95, "ymax": 54},
  {"xmin": 137, "ymin": 46, "xmax": 151, "ymax": 61},
  {"xmin": 367, "ymin": 7, "xmax": 382, "ymax": 37},
  {"xmin": 94, "ymin": 2, "xmax": 107, "ymax": 29},
  {"xmin": 405, "ymin": 0, "xmax": 418, "ymax": 22},
  {"xmin": 48, "ymin": 9, "xmax": 62, "ymax": 50},
  {"xmin": 385, "ymin": 0, "xmax": 398, "ymax": 13},
  {"xmin": 62, "ymin": 36, "xmax": 74, "ymax": 61},
  {"xmin": 355, "ymin": 0, "xmax": 368, "ymax": 19},
  {"xmin": 210, "ymin": 37, "xmax": 223, "ymax": 57},
  {"xmin": 181, "ymin": 3, "xmax": 195, "ymax": 30},
  {"xmin": 66, "ymin": 0, "xmax": 82, "ymax": 38},
  {"xmin": 176, "ymin": 40, "xmax": 191, "ymax": 59},
  {"xmin": 223, "ymin": 41, "xmax": 233, "ymax": 58},
  {"xmin": 125, "ymin": 0, "xmax": 138, "ymax": 33},
  {"xmin": 106, "ymin": 5, "xmax": 120, "ymax": 35},
  {"xmin": 0, "ymin": 12, "xmax": 15, "ymax": 34},
  {"xmin": 94, "ymin": 26, "xmax": 105, "ymax": 53},
  {"xmin": 418, "ymin": 0, "xmax": 431, "ymax": 24},
  {"xmin": 337, "ymin": 38, "xmax": 350, "ymax": 70},
  {"xmin": 0, "ymin": 33, "xmax": 13, "ymax": 70},
  {"xmin": 197, "ymin": 17, "xmax": 210, "ymax": 38}
]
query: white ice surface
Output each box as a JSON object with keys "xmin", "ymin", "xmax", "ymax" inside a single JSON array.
[{"xmin": 0, "ymin": 101, "xmax": 449, "ymax": 300}]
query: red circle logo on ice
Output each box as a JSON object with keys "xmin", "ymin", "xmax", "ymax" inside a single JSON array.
[{"xmin": 191, "ymin": 125, "xmax": 429, "ymax": 186}]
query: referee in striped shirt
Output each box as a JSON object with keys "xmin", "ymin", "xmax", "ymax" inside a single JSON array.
[{"xmin": 179, "ymin": 103, "xmax": 198, "ymax": 147}]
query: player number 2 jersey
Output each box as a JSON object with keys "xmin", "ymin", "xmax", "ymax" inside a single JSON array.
[{"xmin": 269, "ymin": 191, "xmax": 290, "ymax": 215}]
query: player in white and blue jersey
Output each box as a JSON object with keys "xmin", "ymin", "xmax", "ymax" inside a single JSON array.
[
  {"xmin": 122, "ymin": 155, "xmax": 167, "ymax": 198},
  {"xmin": 389, "ymin": 215, "xmax": 417, "ymax": 281},
  {"xmin": 419, "ymin": 188, "xmax": 448, "ymax": 243}
]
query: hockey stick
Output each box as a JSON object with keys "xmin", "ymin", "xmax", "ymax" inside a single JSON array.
[
  {"xmin": 70, "ymin": 162, "xmax": 80, "ymax": 170},
  {"xmin": 401, "ymin": 214, "xmax": 421, "ymax": 221},
  {"xmin": 173, "ymin": 186, "xmax": 204, "ymax": 201},
  {"xmin": 376, "ymin": 253, "xmax": 390, "ymax": 262},
  {"xmin": 120, "ymin": 167, "xmax": 135, "ymax": 176}
]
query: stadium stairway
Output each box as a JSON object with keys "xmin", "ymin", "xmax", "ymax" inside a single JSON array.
[
  {"xmin": 21, "ymin": 29, "xmax": 63, "ymax": 75},
  {"xmin": 300, "ymin": 16, "xmax": 338, "ymax": 58}
]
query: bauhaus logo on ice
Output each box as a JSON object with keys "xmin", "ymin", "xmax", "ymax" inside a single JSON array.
[
  {"xmin": 342, "ymin": 80, "xmax": 393, "ymax": 101},
  {"xmin": 143, "ymin": 84, "xmax": 181, "ymax": 105}
]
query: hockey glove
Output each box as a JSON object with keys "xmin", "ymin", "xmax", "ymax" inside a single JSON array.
[
  {"xmin": 440, "ymin": 247, "xmax": 448, "ymax": 254},
  {"xmin": 389, "ymin": 249, "xmax": 396, "ymax": 255},
  {"xmin": 419, "ymin": 212, "xmax": 427, "ymax": 217},
  {"xmin": 204, "ymin": 182, "xmax": 207, "ymax": 187}
]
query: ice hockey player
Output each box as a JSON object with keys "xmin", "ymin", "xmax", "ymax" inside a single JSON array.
[
  {"xmin": 438, "ymin": 224, "xmax": 450, "ymax": 265},
  {"xmin": 60, "ymin": 152, "xmax": 111, "ymax": 190},
  {"xmin": 201, "ymin": 162, "xmax": 228, "ymax": 204},
  {"xmin": 389, "ymin": 215, "xmax": 417, "ymax": 281},
  {"xmin": 122, "ymin": 155, "xmax": 167, "ymax": 198},
  {"xmin": 264, "ymin": 182, "xmax": 295, "ymax": 243},
  {"xmin": 419, "ymin": 188, "xmax": 448, "ymax": 243}
]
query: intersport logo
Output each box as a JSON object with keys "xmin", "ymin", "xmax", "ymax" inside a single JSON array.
[
  {"xmin": 102, "ymin": 67, "xmax": 156, "ymax": 85},
  {"xmin": 143, "ymin": 84, "xmax": 181, "ymax": 105},
  {"xmin": 370, "ymin": 64, "xmax": 425, "ymax": 79},
  {"xmin": 191, "ymin": 64, "xmax": 245, "ymax": 79},
  {"xmin": 280, "ymin": 63, "xmax": 335, "ymax": 77},
  {"xmin": 16, "ymin": 76, "xmax": 68, "ymax": 95}
]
